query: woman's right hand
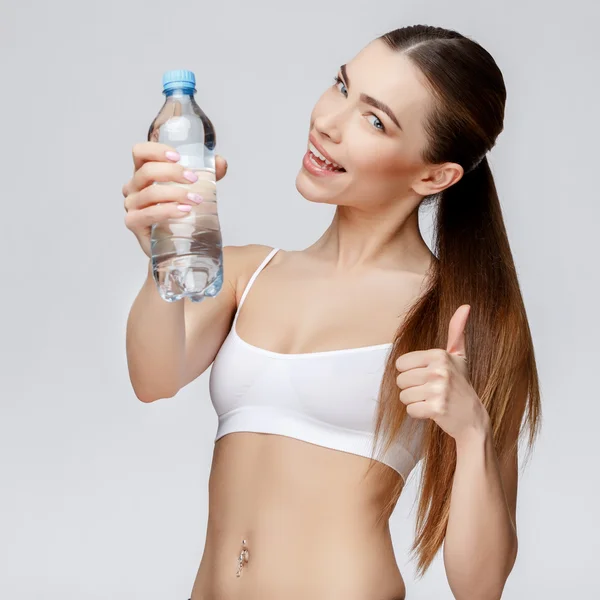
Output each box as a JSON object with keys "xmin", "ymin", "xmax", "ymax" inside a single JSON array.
[{"xmin": 122, "ymin": 142, "xmax": 228, "ymax": 258}]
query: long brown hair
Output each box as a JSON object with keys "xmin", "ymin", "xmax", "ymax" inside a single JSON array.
[{"xmin": 365, "ymin": 25, "xmax": 542, "ymax": 577}]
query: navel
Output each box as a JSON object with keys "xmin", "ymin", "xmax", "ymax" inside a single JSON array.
[{"xmin": 235, "ymin": 538, "xmax": 250, "ymax": 577}]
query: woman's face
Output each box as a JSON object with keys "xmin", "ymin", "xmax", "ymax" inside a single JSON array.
[{"xmin": 295, "ymin": 40, "xmax": 437, "ymax": 208}]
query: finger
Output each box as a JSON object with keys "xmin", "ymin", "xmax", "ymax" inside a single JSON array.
[
  {"xmin": 398, "ymin": 384, "xmax": 427, "ymax": 406},
  {"xmin": 396, "ymin": 366, "xmax": 429, "ymax": 390},
  {"xmin": 395, "ymin": 349, "xmax": 442, "ymax": 373},
  {"xmin": 405, "ymin": 401, "xmax": 432, "ymax": 420},
  {"xmin": 128, "ymin": 180, "xmax": 203, "ymax": 212},
  {"xmin": 124, "ymin": 202, "xmax": 195, "ymax": 232},
  {"xmin": 123, "ymin": 143, "xmax": 182, "ymax": 198},
  {"xmin": 132, "ymin": 141, "xmax": 181, "ymax": 175},
  {"xmin": 130, "ymin": 161, "xmax": 198, "ymax": 195},
  {"xmin": 215, "ymin": 155, "xmax": 228, "ymax": 181},
  {"xmin": 446, "ymin": 304, "xmax": 470, "ymax": 358}
]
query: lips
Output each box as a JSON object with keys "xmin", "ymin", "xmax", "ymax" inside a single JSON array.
[
  {"xmin": 308, "ymin": 135, "xmax": 346, "ymax": 171},
  {"xmin": 302, "ymin": 150, "xmax": 345, "ymax": 177}
]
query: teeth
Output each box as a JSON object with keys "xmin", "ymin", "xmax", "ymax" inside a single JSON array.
[
  {"xmin": 308, "ymin": 153, "xmax": 342, "ymax": 171},
  {"xmin": 309, "ymin": 142, "xmax": 343, "ymax": 170}
]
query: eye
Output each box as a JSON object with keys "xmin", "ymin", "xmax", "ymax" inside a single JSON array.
[
  {"xmin": 333, "ymin": 75, "xmax": 348, "ymax": 97},
  {"xmin": 366, "ymin": 114, "xmax": 385, "ymax": 132},
  {"xmin": 333, "ymin": 75, "xmax": 386, "ymax": 133}
]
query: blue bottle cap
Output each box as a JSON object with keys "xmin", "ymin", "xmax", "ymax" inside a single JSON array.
[{"xmin": 162, "ymin": 70, "xmax": 196, "ymax": 93}]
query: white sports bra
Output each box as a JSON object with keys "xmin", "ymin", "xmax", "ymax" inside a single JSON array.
[{"xmin": 209, "ymin": 247, "xmax": 425, "ymax": 483}]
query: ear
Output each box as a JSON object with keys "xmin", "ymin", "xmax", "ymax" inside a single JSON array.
[{"xmin": 411, "ymin": 162, "xmax": 464, "ymax": 197}]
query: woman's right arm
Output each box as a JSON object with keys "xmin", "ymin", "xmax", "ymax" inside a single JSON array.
[
  {"xmin": 126, "ymin": 245, "xmax": 245, "ymax": 402},
  {"xmin": 122, "ymin": 141, "xmax": 264, "ymax": 402}
]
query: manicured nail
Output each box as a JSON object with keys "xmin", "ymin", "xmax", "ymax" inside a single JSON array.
[
  {"xmin": 165, "ymin": 151, "xmax": 180, "ymax": 161},
  {"xmin": 183, "ymin": 170, "xmax": 198, "ymax": 183},
  {"xmin": 187, "ymin": 193, "xmax": 203, "ymax": 204},
  {"xmin": 177, "ymin": 204, "xmax": 192, "ymax": 212}
]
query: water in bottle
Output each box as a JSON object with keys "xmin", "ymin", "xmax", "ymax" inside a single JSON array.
[{"xmin": 148, "ymin": 69, "xmax": 223, "ymax": 303}]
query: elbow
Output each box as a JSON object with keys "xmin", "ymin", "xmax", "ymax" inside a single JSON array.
[
  {"xmin": 137, "ymin": 393, "xmax": 157, "ymax": 403},
  {"xmin": 133, "ymin": 385, "xmax": 178, "ymax": 403},
  {"xmin": 128, "ymin": 370, "xmax": 180, "ymax": 403},
  {"xmin": 136, "ymin": 392, "xmax": 175, "ymax": 403},
  {"xmin": 127, "ymin": 361, "xmax": 181, "ymax": 403}
]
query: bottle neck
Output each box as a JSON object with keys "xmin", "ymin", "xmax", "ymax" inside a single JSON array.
[{"xmin": 163, "ymin": 87, "xmax": 195, "ymax": 99}]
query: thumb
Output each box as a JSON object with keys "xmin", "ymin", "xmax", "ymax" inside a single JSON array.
[
  {"xmin": 446, "ymin": 304, "xmax": 471, "ymax": 360},
  {"xmin": 215, "ymin": 154, "xmax": 228, "ymax": 181}
]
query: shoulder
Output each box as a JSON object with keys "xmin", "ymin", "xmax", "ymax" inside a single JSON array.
[
  {"xmin": 223, "ymin": 244, "xmax": 278, "ymax": 301},
  {"xmin": 223, "ymin": 244, "xmax": 277, "ymax": 275}
]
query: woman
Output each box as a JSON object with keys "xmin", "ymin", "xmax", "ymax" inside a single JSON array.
[{"xmin": 123, "ymin": 24, "xmax": 541, "ymax": 600}]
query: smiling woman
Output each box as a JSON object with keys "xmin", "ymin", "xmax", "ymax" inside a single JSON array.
[{"xmin": 124, "ymin": 23, "xmax": 541, "ymax": 600}]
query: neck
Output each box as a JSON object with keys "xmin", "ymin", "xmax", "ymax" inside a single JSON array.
[{"xmin": 306, "ymin": 201, "xmax": 434, "ymax": 275}]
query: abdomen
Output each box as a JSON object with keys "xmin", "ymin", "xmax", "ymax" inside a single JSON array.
[{"xmin": 190, "ymin": 431, "xmax": 407, "ymax": 600}]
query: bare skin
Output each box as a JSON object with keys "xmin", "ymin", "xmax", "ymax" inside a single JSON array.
[{"xmin": 190, "ymin": 244, "xmax": 434, "ymax": 600}]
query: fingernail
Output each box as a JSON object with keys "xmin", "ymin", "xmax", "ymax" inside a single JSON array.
[
  {"xmin": 177, "ymin": 204, "xmax": 192, "ymax": 212},
  {"xmin": 187, "ymin": 193, "xmax": 203, "ymax": 204},
  {"xmin": 183, "ymin": 170, "xmax": 198, "ymax": 183},
  {"xmin": 165, "ymin": 151, "xmax": 180, "ymax": 161}
]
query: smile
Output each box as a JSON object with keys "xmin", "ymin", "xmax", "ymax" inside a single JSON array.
[
  {"xmin": 307, "ymin": 141, "xmax": 346, "ymax": 172},
  {"xmin": 303, "ymin": 149, "xmax": 346, "ymax": 177}
]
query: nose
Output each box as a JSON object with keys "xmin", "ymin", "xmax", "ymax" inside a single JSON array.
[{"xmin": 313, "ymin": 109, "xmax": 344, "ymax": 144}]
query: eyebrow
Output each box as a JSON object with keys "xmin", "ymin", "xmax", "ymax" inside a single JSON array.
[{"xmin": 340, "ymin": 64, "xmax": 403, "ymax": 131}]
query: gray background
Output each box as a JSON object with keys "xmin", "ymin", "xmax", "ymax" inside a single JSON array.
[{"xmin": 1, "ymin": 0, "xmax": 598, "ymax": 598}]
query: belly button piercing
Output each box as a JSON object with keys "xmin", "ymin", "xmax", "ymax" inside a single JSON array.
[{"xmin": 236, "ymin": 539, "xmax": 249, "ymax": 578}]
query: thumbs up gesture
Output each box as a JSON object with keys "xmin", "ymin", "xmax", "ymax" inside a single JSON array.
[{"xmin": 395, "ymin": 305, "xmax": 490, "ymax": 444}]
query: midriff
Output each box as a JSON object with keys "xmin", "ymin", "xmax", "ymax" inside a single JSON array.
[{"xmin": 190, "ymin": 431, "xmax": 407, "ymax": 600}]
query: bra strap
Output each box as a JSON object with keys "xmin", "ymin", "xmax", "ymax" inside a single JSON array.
[{"xmin": 233, "ymin": 247, "xmax": 279, "ymax": 326}]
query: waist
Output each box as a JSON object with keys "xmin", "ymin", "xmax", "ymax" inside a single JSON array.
[
  {"xmin": 195, "ymin": 523, "xmax": 405, "ymax": 600},
  {"xmin": 192, "ymin": 532, "xmax": 405, "ymax": 600},
  {"xmin": 192, "ymin": 432, "xmax": 406, "ymax": 599}
]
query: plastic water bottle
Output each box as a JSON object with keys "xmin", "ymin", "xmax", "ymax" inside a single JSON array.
[{"xmin": 148, "ymin": 69, "xmax": 223, "ymax": 303}]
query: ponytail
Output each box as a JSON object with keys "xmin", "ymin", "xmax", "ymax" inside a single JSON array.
[{"xmin": 369, "ymin": 155, "xmax": 542, "ymax": 576}]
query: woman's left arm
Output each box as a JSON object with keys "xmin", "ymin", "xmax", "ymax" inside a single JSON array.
[
  {"xmin": 395, "ymin": 304, "xmax": 523, "ymax": 600},
  {"xmin": 443, "ymin": 424, "xmax": 519, "ymax": 600}
]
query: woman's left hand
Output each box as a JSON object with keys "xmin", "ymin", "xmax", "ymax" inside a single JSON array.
[{"xmin": 395, "ymin": 305, "xmax": 490, "ymax": 445}]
